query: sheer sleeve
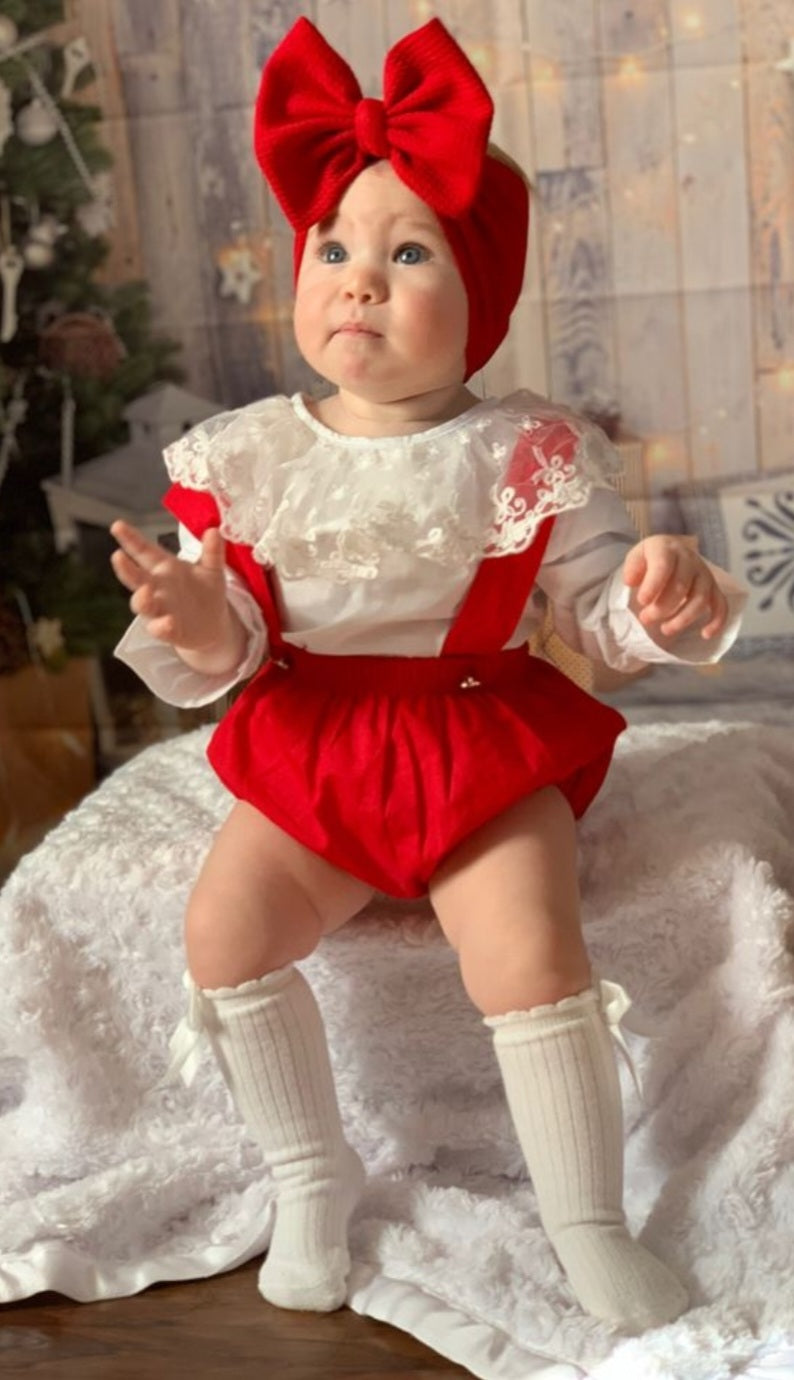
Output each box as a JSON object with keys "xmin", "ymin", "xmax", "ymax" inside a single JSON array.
[{"xmin": 537, "ymin": 487, "xmax": 746, "ymax": 671}]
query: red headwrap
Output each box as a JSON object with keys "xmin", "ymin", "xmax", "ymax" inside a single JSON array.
[{"xmin": 254, "ymin": 17, "xmax": 529, "ymax": 377}]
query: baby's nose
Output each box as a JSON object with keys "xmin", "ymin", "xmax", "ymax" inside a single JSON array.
[{"xmin": 344, "ymin": 262, "xmax": 387, "ymax": 302}]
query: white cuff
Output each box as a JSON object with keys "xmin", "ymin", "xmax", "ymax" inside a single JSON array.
[
  {"xmin": 114, "ymin": 580, "xmax": 267, "ymax": 708},
  {"xmin": 575, "ymin": 562, "xmax": 746, "ymax": 672}
]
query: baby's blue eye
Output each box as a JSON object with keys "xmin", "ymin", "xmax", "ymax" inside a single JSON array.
[
  {"xmin": 318, "ymin": 241, "xmax": 348, "ymax": 264},
  {"xmin": 394, "ymin": 243, "xmax": 429, "ymax": 265}
]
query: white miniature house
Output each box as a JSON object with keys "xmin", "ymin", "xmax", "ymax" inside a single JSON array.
[{"xmin": 42, "ymin": 384, "xmax": 220, "ymax": 552}]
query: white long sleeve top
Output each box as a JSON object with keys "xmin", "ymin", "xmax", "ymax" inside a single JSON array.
[{"xmin": 115, "ymin": 391, "xmax": 745, "ymax": 707}]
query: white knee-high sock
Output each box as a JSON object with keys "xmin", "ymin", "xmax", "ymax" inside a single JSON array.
[
  {"xmin": 200, "ymin": 965, "xmax": 364, "ymax": 1312},
  {"xmin": 486, "ymin": 985, "xmax": 688, "ymax": 1332}
]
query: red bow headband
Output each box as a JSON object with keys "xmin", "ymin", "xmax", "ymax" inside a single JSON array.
[{"xmin": 254, "ymin": 18, "xmax": 529, "ymax": 377}]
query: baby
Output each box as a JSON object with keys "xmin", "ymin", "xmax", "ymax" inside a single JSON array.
[{"xmin": 111, "ymin": 18, "xmax": 744, "ymax": 1332}]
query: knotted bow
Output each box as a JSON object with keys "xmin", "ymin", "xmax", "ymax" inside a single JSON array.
[{"xmin": 254, "ymin": 17, "xmax": 494, "ymax": 231}]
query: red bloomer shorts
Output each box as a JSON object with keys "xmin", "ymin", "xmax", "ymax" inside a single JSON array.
[{"xmin": 206, "ymin": 643, "xmax": 626, "ymax": 899}]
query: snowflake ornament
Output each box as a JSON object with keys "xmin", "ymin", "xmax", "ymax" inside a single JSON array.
[
  {"xmin": 217, "ymin": 246, "xmax": 263, "ymax": 305},
  {"xmin": 31, "ymin": 617, "xmax": 65, "ymax": 661}
]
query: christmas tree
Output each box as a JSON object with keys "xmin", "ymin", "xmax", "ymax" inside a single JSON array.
[{"xmin": 0, "ymin": 0, "xmax": 181, "ymax": 671}]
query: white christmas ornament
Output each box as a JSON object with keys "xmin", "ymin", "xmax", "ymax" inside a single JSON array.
[
  {"xmin": 22, "ymin": 213, "xmax": 64, "ymax": 269},
  {"xmin": 22, "ymin": 239, "xmax": 54, "ymax": 270},
  {"xmin": 76, "ymin": 173, "xmax": 115, "ymax": 237},
  {"xmin": 31, "ymin": 214, "xmax": 64, "ymax": 245},
  {"xmin": 0, "ymin": 244, "xmax": 24, "ymax": 342},
  {"xmin": 0, "ymin": 77, "xmax": 12, "ymax": 156},
  {"xmin": 218, "ymin": 247, "xmax": 262, "ymax": 305},
  {"xmin": 0, "ymin": 374, "xmax": 28, "ymax": 495},
  {"xmin": 16, "ymin": 97, "xmax": 58, "ymax": 146},
  {"xmin": 61, "ymin": 37, "xmax": 92, "ymax": 98},
  {"xmin": 0, "ymin": 15, "xmax": 18, "ymax": 52}
]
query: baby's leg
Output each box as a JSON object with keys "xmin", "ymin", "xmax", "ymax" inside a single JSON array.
[
  {"xmin": 184, "ymin": 801, "xmax": 374, "ymax": 1311},
  {"xmin": 429, "ymin": 788, "xmax": 687, "ymax": 1332}
]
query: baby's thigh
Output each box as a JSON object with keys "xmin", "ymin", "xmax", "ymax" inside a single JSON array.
[{"xmin": 185, "ymin": 801, "xmax": 374, "ymax": 987}]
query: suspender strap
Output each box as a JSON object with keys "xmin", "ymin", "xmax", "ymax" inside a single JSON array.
[
  {"xmin": 165, "ymin": 483, "xmax": 555, "ymax": 660},
  {"xmin": 163, "ymin": 481, "xmax": 286, "ymax": 644},
  {"xmin": 441, "ymin": 516, "xmax": 556, "ymax": 656}
]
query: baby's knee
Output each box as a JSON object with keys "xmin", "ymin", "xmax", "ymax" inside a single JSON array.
[
  {"xmin": 459, "ymin": 940, "xmax": 592, "ymax": 1018},
  {"xmin": 184, "ymin": 880, "xmax": 323, "ymax": 991}
]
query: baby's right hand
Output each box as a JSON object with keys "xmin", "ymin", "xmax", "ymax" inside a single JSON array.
[{"xmin": 110, "ymin": 519, "xmax": 238, "ymax": 664}]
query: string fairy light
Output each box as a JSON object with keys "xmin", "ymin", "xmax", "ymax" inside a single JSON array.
[
  {"xmin": 617, "ymin": 55, "xmax": 646, "ymax": 85},
  {"xmin": 533, "ymin": 60, "xmax": 561, "ymax": 86},
  {"xmin": 400, "ymin": 3, "xmax": 791, "ymax": 93},
  {"xmin": 517, "ymin": 13, "xmax": 791, "ymax": 81},
  {"xmin": 520, "ymin": 14, "xmax": 738, "ymax": 68},
  {"xmin": 776, "ymin": 40, "xmax": 794, "ymax": 77}
]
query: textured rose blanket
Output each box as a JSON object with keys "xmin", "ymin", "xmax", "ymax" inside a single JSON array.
[{"xmin": 1, "ymin": 721, "xmax": 793, "ymax": 1380}]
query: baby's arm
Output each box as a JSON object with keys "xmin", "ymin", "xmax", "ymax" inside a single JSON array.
[
  {"xmin": 110, "ymin": 519, "xmax": 248, "ymax": 678},
  {"xmin": 536, "ymin": 488, "xmax": 745, "ymax": 670}
]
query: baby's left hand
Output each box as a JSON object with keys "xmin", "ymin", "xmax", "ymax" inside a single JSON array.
[{"xmin": 623, "ymin": 535, "xmax": 728, "ymax": 640}]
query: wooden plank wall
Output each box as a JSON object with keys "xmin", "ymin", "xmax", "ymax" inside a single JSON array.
[{"xmin": 76, "ymin": 0, "xmax": 792, "ymax": 488}]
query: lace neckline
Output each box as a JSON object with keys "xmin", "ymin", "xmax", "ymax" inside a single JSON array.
[
  {"xmin": 164, "ymin": 389, "xmax": 622, "ymax": 583},
  {"xmin": 290, "ymin": 391, "xmax": 493, "ymax": 449}
]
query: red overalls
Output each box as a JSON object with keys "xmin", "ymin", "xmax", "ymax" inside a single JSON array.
[{"xmin": 165, "ymin": 484, "xmax": 626, "ymax": 899}]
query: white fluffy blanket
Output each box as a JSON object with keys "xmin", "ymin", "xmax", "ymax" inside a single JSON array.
[{"xmin": 1, "ymin": 720, "xmax": 793, "ymax": 1380}]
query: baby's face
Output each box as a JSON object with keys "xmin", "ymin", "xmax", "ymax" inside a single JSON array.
[{"xmin": 294, "ymin": 162, "xmax": 468, "ymax": 409}]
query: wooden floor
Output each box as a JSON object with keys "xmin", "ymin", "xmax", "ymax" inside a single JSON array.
[{"xmin": 0, "ymin": 1261, "xmax": 471, "ymax": 1378}]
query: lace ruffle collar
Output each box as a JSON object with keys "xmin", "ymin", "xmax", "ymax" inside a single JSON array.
[{"xmin": 164, "ymin": 390, "xmax": 621, "ymax": 583}]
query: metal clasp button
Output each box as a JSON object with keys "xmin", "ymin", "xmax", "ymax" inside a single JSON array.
[
  {"xmin": 459, "ymin": 675, "xmax": 481, "ymax": 690},
  {"xmin": 272, "ymin": 655, "xmax": 291, "ymax": 671}
]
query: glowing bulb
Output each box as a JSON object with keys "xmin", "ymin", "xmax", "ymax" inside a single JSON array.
[
  {"xmin": 618, "ymin": 55, "xmax": 645, "ymax": 83},
  {"xmin": 465, "ymin": 42, "xmax": 494, "ymax": 79},
  {"xmin": 411, "ymin": 0, "xmax": 434, "ymax": 21},
  {"xmin": 648, "ymin": 441, "xmax": 671, "ymax": 466},
  {"xmin": 534, "ymin": 60, "xmax": 560, "ymax": 84},
  {"xmin": 682, "ymin": 11, "xmax": 703, "ymax": 31},
  {"xmin": 777, "ymin": 364, "xmax": 794, "ymax": 393}
]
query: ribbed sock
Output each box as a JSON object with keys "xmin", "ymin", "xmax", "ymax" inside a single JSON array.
[
  {"xmin": 201, "ymin": 965, "xmax": 364, "ymax": 1311},
  {"xmin": 487, "ymin": 986, "xmax": 688, "ymax": 1332}
]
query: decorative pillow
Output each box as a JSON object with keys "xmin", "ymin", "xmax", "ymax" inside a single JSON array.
[{"xmin": 670, "ymin": 470, "xmax": 794, "ymax": 658}]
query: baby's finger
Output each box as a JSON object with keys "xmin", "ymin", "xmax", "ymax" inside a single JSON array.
[
  {"xmin": 700, "ymin": 586, "xmax": 729, "ymax": 639},
  {"xmin": 110, "ymin": 519, "xmax": 168, "ymax": 573},
  {"xmin": 130, "ymin": 583, "xmax": 163, "ymax": 619},
  {"xmin": 634, "ymin": 548, "xmax": 681, "ymax": 607},
  {"xmin": 145, "ymin": 613, "xmax": 177, "ymax": 642},
  {"xmin": 110, "ymin": 547, "xmax": 148, "ymax": 593},
  {"xmin": 199, "ymin": 526, "xmax": 226, "ymax": 572},
  {"xmin": 622, "ymin": 545, "xmax": 647, "ymax": 588},
  {"xmin": 658, "ymin": 570, "xmax": 716, "ymax": 636}
]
